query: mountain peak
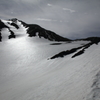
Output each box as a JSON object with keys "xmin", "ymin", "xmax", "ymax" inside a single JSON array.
[
  {"xmin": 26, "ymin": 24, "xmax": 71, "ymax": 41},
  {"xmin": 9, "ymin": 18, "xmax": 18, "ymax": 23},
  {"xmin": 0, "ymin": 18, "xmax": 71, "ymax": 42}
]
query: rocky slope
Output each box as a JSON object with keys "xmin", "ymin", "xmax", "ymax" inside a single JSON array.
[{"xmin": 0, "ymin": 18, "xmax": 71, "ymax": 42}]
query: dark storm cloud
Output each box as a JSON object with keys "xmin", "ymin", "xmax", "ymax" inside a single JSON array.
[{"xmin": 0, "ymin": 0, "xmax": 100, "ymax": 39}]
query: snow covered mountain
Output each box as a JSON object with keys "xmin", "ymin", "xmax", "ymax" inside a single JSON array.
[
  {"xmin": 0, "ymin": 18, "xmax": 71, "ymax": 42},
  {"xmin": 0, "ymin": 18, "xmax": 100, "ymax": 100}
]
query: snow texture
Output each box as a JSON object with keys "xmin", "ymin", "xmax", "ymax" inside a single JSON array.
[{"xmin": 0, "ymin": 19, "xmax": 100, "ymax": 100}]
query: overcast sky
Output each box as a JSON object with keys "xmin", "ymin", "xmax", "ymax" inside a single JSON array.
[{"xmin": 0, "ymin": 0, "xmax": 100, "ymax": 39}]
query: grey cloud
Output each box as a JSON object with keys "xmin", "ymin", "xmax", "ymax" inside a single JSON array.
[{"xmin": 0, "ymin": 0, "xmax": 100, "ymax": 39}]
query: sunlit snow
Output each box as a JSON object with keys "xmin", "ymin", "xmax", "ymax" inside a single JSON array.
[{"xmin": 0, "ymin": 20, "xmax": 100, "ymax": 100}]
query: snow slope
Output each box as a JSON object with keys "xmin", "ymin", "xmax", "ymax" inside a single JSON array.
[{"xmin": 0, "ymin": 19, "xmax": 100, "ymax": 100}]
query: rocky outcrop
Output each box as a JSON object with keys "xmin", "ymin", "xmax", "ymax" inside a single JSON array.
[
  {"xmin": 75, "ymin": 37, "xmax": 100, "ymax": 44},
  {"xmin": 50, "ymin": 37, "xmax": 100, "ymax": 59},
  {"xmin": 0, "ymin": 20, "xmax": 9, "ymax": 29},
  {"xmin": 0, "ymin": 20, "xmax": 16, "ymax": 41},
  {"xmin": 8, "ymin": 22, "xmax": 19, "ymax": 29},
  {"xmin": 26, "ymin": 24, "xmax": 71, "ymax": 41}
]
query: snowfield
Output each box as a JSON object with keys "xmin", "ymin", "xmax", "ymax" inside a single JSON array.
[{"xmin": 0, "ymin": 19, "xmax": 100, "ymax": 100}]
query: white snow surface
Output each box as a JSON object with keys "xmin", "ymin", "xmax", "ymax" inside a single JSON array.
[{"xmin": 0, "ymin": 20, "xmax": 100, "ymax": 100}]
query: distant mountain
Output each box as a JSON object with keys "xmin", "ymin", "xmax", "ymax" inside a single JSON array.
[
  {"xmin": 2, "ymin": 18, "xmax": 100, "ymax": 43},
  {"xmin": 26, "ymin": 24, "xmax": 71, "ymax": 41},
  {"xmin": 75, "ymin": 37, "xmax": 100, "ymax": 43},
  {"xmin": 1, "ymin": 18, "xmax": 70, "ymax": 42}
]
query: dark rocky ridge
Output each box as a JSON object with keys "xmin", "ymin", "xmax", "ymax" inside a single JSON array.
[
  {"xmin": 26, "ymin": 24, "xmax": 71, "ymax": 41},
  {"xmin": 8, "ymin": 22, "xmax": 19, "ymax": 29},
  {"xmin": 50, "ymin": 37, "xmax": 100, "ymax": 59},
  {"xmin": 75, "ymin": 37, "xmax": 100, "ymax": 44},
  {"xmin": 9, "ymin": 18, "xmax": 28, "ymax": 28},
  {"xmin": 10, "ymin": 18, "xmax": 71, "ymax": 41},
  {"xmin": 0, "ymin": 20, "xmax": 16, "ymax": 41}
]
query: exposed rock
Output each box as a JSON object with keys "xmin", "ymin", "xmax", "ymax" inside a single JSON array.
[
  {"xmin": 50, "ymin": 38, "xmax": 100, "ymax": 59},
  {"xmin": 26, "ymin": 24, "xmax": 71, "ymax": 41},
  {"xmin": 0, "ymin": 20, "xmax": 16, "ymax": 41},
  {"xmin": 0, "ymin": 31, "xmax": 2, "ymax": 42},
  {"xmin": 75, "ymin": 37, "xmax": 100, "ymax": 44},
  {"xmin": 10, "ymin": 23, "xmax": 19, "ymax": 29},
  {"xmin": 8, "ymin": 30, "xmax": 16, "ymax": 39},
  {"xmin": 9, "ymin": 18, "xmax": 18, "ymax": 23},
  {"xmin": 0, "ymin": 20, "xmax": 9, "ymax": 29},
  {"xmin": 50, "ymin": 47, "xmax": 81, "ymax": 59},
  {"xmin": 72, "ymin": 49, "xmax": 84, "ymax": 58}
]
